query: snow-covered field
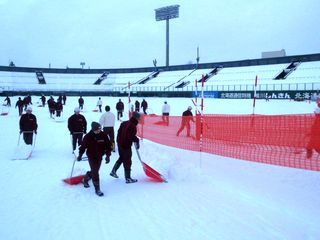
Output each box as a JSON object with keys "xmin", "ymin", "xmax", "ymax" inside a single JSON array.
[{"xmin": 0, "ymin": 96, "xmax": 319, "ymax": 240}]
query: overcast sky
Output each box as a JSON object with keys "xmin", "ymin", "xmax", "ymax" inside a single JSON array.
[{"xmin": 0, "ymin": 0, "xmax": 319, "ymax": 69}]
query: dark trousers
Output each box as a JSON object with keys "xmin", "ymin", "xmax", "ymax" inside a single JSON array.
[
  {"xmin": 56, "ymin": 110, "xmax": 61, "ymax": 117},
  {"xmin": 18, "ymin": 106, "xmax": 23, "ymax": 116},
  {"xmin": 142, "ymin": 108, "xmax": 147, "ymax": 114},
  {"xmin": 98, "ymin": 105, "xmax": 102, "ymax": 112},
  {"xmin": 117, "ymin": 111, "xmax": 123, "ymax": 120},
  {"xmin": 87, "ymin": 158, "xmax": 103, "ymax": 183},
  {"xmin": 103, "ymin": 127, "xmax": 114, "ymax": 144},
  {"xmin": 72, "ymin": 133, "xmax": 83, "ymax": 151},
  {"xmin": 49, "ymin": 108, "xmax": 55, "ymax": 118},
  {"xmin": 23, "ymin": 132, "xmax": 33, "ymax": 145},
  {"xmin": 113, "ymin": 146, "xmax": 132, "ymax": 172}
]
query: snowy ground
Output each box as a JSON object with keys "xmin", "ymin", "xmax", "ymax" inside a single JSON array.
[{"xmin": 0, "ymin": 96, "xmax": 319, "ymax": 240}]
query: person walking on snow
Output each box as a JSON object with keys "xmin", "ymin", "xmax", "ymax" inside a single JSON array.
[
  {"xmin": 55, "ymin": 99, "xmax": 63, "ymax": 118},
  {"xmin": 116, "ymin": 99, "xmax": 124, "ymax": 121},
  {"xmin": 97, "ymin": 97, "xmax": 103, "ymax": 112},
  {"xmin": 78, "ymin": 96, "xmax": 84, "ymax": 110},
  {"xmin": 15, "ymin": 97, "xmax": 24, "ymax": 116},
  {"xmin": 68, "ymin": 107, "xmax": 87, "ymax": 152},
  {"xmin": 47, "ymin": 96, "xmax": 56, "ymax": 118},
  {"xmin": 99, "ymin": 105, "xmax": 116, "ymax": 152},
  {"xmin": 176, "ymin": 106, "xmax": 195, "ymax": 137},
  {"xmin": 141, "ymin": 99, "xmax": 148, "ymax": 114},
  {"xmin": 77, "ymin": 122, "xmax": 112, "ymax": 197},
  {"xmin": 162, "ymin": 101, "xmax": 170, "ymax": 126},
  {"xmin": 62, "ymin": 94, "xmax": 67, "ymax": 105},
  {"xmin": 4, "ymin": 96, "xmax": 11, "ymax": 107},
  {"xmin": 19, "ymin": 106, "xmax": 38, "ymax": 145},
  {"xmin": 134, "ymin": 100, "xmax": 140, "ymax": 112},
  {"xmin": 110, "ymin": 111, "xmax": 141, "ymax": 183},
  {"xmin": 40, "ymin": 95, "xmax": 46, "ymax": 107}
]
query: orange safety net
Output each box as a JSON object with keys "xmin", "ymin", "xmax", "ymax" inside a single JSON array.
[{"xmin": 137, "ymin": 113, "xmax": 320, "ymax": 171}]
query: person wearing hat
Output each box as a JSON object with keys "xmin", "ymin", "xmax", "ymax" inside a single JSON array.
[
  {"xmin": 19, "ymin": 106, "xmax": 38, "ymax": 145},
  {"xmin": 68, "ymin": 107, "xmax": 87, "ymax": 152},
  {"xmin": 99, "ymin": 105, "xmax": 116, "ymax": 152},
  {"xmin": 78, "ymin": 122, "xmax": 112, "ymax": 197},
  {"xmin": 110, "ymin": 111, "xmax": 140, "ymax": 183},
  {"xmin": 162, "ymin": 101, "xmax": 170, "ymax": 126},
  {"xmin": 176, "ymin": 106, "xmax": 195, "ymax": 137}
]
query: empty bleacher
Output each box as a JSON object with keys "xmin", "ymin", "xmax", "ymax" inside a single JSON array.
[{"xmin": 1, "ymin": 53, "xmax": 319, "ymax": 94}]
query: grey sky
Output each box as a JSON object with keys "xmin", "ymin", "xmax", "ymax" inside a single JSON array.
[{"xmin": 0, "ymin": 0, "xmax": 319, "ymax": 69}]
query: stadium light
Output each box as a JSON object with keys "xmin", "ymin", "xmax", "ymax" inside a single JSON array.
[{"xmin": 155, "ymin": 5, "xmax": 180, "ymax": 67}]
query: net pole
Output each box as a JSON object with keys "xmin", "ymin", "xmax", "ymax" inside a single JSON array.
[
  {"xmin": 199, "ymin": 74, "xmax": 205, "ymax": 168},
  {"xmin": 128, "ymin": 81, "xmax": 131, "ymax": 117},
  {"xmin": 252, "ymin": 75, "xmax": 258, "ymax": 115}
]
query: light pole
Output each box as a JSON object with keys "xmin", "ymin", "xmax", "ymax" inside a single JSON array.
[{"xmin": 155, "ymin": 5, "xmax": 180, "ymax": 67}]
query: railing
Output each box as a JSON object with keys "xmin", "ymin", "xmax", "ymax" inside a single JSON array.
[{"xmin": 1, "ymin": 81, "xmax": 319, "ymax": 93}]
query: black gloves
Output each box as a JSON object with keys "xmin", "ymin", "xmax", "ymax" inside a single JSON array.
[
  {"xmin": 77, "ymin": 155, "xmax": 82, "ymax": 161},
  {"xmin": 105, "ymin": 155, "xmax": 110, "ymax": 164}
]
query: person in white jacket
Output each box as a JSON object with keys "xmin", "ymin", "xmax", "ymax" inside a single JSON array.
[
  {"xmin": 97, "ymin": 97, "xmax": 103, "ymax": 112},
  {"xmin": 99, "ymin": 105, "xmax": 116, "ymax": 151},
  {"xmin": 162, "ymin": 101, "xmax": 170, "ymax": 126}
]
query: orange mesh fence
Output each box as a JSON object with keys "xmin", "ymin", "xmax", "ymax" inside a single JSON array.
[{"xmin": 137, "ymin": 113, "xmax": 320, "ymax": 171}]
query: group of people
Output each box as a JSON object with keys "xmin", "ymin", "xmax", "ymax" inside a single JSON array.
[{"xmin": 15, "ymin": 94, "xmax": 199, "ymax": 197}]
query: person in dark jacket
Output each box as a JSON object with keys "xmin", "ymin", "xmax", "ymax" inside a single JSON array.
[
  {"xmin": 68, "ymin": 107, "xmax": 87, "ymax": 152},
  {"xmin": 110, "ymin": 111, "xmax": 140, "ymax": 183},
  {"xmin": 4, "ymin": 96, "xmax": 11, "ymax": 107},
  {"xmin": 115, "ymin": 99, "xmax": 124, "ymax": 121},
  {"xmin": 62, "ymin": 94, "xmax": 67, "ymax": 105},
  {"xmin": 141, "ymin": 99, "xmax": 148, "ymax": 114},
  {"xmin": 176, "ymin": 106, "xmax": 195, "ymax": 137},
  {"xmin": 78, "ymin": 122, "xmax": 112, "ymax": 197},
  {"xmin": 134, "ymin": 100, "xmax": 140, "ymax": 112},
  {"xmin": 78, "ymin": 96, "xmax": 84, "ymax": 110},
  {"xmin": 40, "ymin": 95, "xmax": 46, "ymax": 107},
  {"xmin": 55, "ymin": 100, "xmax": 63, "ymax": 117},
  {"xmin": 19, "ymin": 106, "xmax": 38, "ymax": 145},
  {"xmin": 47, "ymin": 96, "xmax": 56, "ymax": 118},
  {"xmin": 15, "ymin": 97, "xmax": 24, "ymax": 116}
]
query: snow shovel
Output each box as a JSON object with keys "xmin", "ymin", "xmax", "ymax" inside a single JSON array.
[
  {"xmin": 134, "ymin": 143, "xmax": 167, "ymax": 183},
  {"xmin": 63, "ymin": 152, "xmax": 84, "ymax": 185}
]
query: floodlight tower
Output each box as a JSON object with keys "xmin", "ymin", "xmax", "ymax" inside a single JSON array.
[{"xmin": 155, "ymin": 5, "xmax": 180, "ymax": 67}]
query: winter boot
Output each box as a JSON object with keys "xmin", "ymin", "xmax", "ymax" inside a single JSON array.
[
  {"xmin": 93, "ymin": 181, "xmax": 104, "ymax": 197},
  {"xmin": 125, "ymin": 169, "xmax": 137, "ymax": 184},
  {"xmin": 82, "ymin": 171, "xmax": 91, "ymax": 188},
  {"xmin": 110, "ymin": 160, "xmax": 121, "ymax": 178}
]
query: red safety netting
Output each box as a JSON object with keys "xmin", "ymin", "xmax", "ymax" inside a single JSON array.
[{"xmin": 137, "ymin": 113, "xmax": 320, "ymax": 171}]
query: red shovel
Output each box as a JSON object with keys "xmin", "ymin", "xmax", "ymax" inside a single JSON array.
[
  {"xmin": 134, "ymin": 143, "xmax": 167, "ymax": 183},
  {"xmin": 63, "ymin": 153, "xmax": 84, "ymax": 185}
]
